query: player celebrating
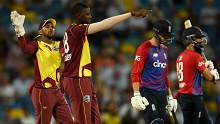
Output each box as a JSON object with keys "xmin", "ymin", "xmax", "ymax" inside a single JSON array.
[
  {"xmin": 130, "ymin": 19, "xmax": 177, "ymax": 124},
  {"xmin": 60, "ymin": 2, "xmax": 152, "ymax": 124},
  {"xmin": 10, "ymin": 11, "xmax": 73, "ymax": 124},
  {"xmin": 175, "ymin": 26, "xmax": 219, "ymax": 124}
]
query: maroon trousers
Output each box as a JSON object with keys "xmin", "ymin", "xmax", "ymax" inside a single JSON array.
[
  {"xmin": 61, "ymin": 77, "xmax": 102, "ymax": 124},
  {"xmin": 31, "ymin": 87, "xmax": 73, "ymax": 124}
]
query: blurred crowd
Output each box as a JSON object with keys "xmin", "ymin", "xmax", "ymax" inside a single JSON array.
[{"xmin": 0, "ymin": 0, "xmax": 220, "ymax": 124}]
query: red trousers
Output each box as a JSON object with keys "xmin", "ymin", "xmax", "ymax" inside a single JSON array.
[
  {"xmin": 61, "ymin": 77, "xmax": 102, "ymax": 124},
  {"xmin": 31, "ymin": 87, "xmax": 73, "ymax": 124}
]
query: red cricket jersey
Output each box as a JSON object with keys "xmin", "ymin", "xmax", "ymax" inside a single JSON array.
[
  {"xmin": 62, "ymin": 24, "xmax": 92, "ymax": 78},
  {"xmin": 131, "ymin": 40, "xmax": 170, "ymax": 90},
  {"xmin": 176, "ymin": 49, "xmax": 206, "ymax": 95}
]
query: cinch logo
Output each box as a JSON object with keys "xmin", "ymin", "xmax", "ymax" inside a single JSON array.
[{"xmin": 153, "ymin": 60, "xmax": 167, "ymax": 68}]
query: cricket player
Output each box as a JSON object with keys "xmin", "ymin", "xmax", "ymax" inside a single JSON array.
[
  {"xmin": 175, "ymin": 26, "xmax": 219, "ymax": 124},
  {"xmin": 60, "ymin": 2, "xmax": 152, "ymax": 124},
  {"xmin": 130, "ymin": 19, "xmax": 177, "ymax": 124},
  {"xmin": 10, "ymin": 11, "xmax": 73, "ymax": 124}
]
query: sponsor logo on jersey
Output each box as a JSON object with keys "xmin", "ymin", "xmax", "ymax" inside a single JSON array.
[
  {"xmin": 53, "ymin": 45, "xmax": 59, "ymax": 51},
  {"xmin": 153, "ymin": 60, "xmax": 167, "ymax": 68},
  {"xmin": 84, "ymin": 95, "xmax": 90, "ymax": 103},
  {"xmin": 153, "ymin": 53, "xmax": 158, "ymax": 57},
  {"xmin": 179, "ymin": 82, "xmax": 186, "ymax": 88},
  {"xmin": 64, "ymin": 54, "xmax": 72, "ymax": 61},
  {"xmin": 135, "ymin": 55, "xmax": 141, "ymax": 61},
  {"xmin": 198, "ymin": 61, "xmax": 204, "ymax": 66}
]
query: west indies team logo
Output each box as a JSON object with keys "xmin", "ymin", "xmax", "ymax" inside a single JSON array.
[
  {"xmin": 84, "ymin": 95, "xmax": 90, "ymax": 103},
  {"xmin": 53, "ymin": 45, "xmax": 59, "ymax": 51}
]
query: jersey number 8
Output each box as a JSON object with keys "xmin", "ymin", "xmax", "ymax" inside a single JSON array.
[
  {"xmin": 177, "ymin": 62, "xmax": 183, "ymax": 81},
  {"xmin": 63, "ymin": 32, "xmax": 69, "ymax": 54}
]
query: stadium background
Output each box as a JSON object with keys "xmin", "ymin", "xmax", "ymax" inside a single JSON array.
[{"xmin": 0, "ymin": 0, "xmax": 220, "ymax": 123}]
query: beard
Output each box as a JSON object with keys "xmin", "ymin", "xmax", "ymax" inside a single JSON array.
[
  {"xmin": 194, "ymin": 46, "xmax": 202, "ymax": 54},
  {"xmin": 193, "ymin": 41, "xmax": 205, "ymax": 54},
  {"xmin": 46, "ymin": 34, "xmax": 53, "ymax": 39},
  {"xmin": 194, "ymin": 44, "xmax": 204, "ymax": 54}
]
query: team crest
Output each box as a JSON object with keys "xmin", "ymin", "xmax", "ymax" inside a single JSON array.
[
  {"xmin": 53, "ymin": 45, "xmax": 59, "ymax": 51},
  {"xmin": 153, "ymin": 53, "xmax": 158, "ymax": 57},
  {"xmin": 168, "ymin": 26, "xmax": 171, "ymax": 32},
  {"xmin": 84, "ymin": 95, "xmax": 90, "ymax": 103}
]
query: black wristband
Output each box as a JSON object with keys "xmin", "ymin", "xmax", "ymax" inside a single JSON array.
[{"xmin": 211, "ymin": 75, "xmax": 215, "ymax": 82}]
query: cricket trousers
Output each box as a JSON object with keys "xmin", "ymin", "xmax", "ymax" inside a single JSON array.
[
  {"xmin": 178, "ymin": 93, "xmax": 212, "ymax": 124},
  {"xmin": 140, "ymin": 88, "xmax": 167, "ymax": 124},
  {"xmin": 61, "ymin": 77, "xmax": 102, "ymax": 124},
  {"xmin": 31, "ymin": 87, "xmax": 73, "ymax": 124}
]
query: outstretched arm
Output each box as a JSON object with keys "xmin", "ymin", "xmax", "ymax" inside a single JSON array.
[{"xmin": 88, "ymin": 9, "xmax": 152, "ymax": 34}]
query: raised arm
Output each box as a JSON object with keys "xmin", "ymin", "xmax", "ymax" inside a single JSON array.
[
  {"xmin": 11, "ymin": 11, "xmax": 38, "ymax": 55},
  {"xmin": 88, "ymin": 9, "xmax": 152, "ymax": 34},
  {"xmin": 18, "ymin": 37, "xmax": 37, "ymax": 55}
]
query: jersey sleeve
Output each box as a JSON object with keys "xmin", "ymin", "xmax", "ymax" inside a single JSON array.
[
  {"xmin": 163, "ymin": 45, "xmax": 170, "ymax": 88},
  {"xmin": 18, "ymin": 36, "xmax": 38, "ymax": 55},
  {"xmin": 131, "ymin": 42, "xmax": 150, "ymax": 84},
  {"xmin": 70, "ymin": 24, "xmax": 90, "ymax": 38},
  {"xmin": 192, "ymin": 53, "xmax": 206, "ymax": 72}
]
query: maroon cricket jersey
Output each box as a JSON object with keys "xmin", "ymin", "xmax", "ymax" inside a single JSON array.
[
  {"xmin": 62, "ymin": 24, "xmax": 92, "ymax": 77},
  {"xmin": 18, "ymin": 37, "xmax": 63, "ymax": 88},
  {"xmin": 176, "ymin": 49, "xmax": 206, "ymax": 95}
]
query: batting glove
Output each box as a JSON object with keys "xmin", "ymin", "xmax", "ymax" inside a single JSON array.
[
  {"xmin": 166, "ymin": 95, "xmax": 177, "ymax": 116},
  {"xmin": 205, "ymin": 60, "xmax": 214, "ymax": 70},
  {"xmin": 131, "ymin": 92, "xmax": 149, "ymax": 110},
  {"xmin": 211, "ymin": 69, "xmax": 219, "ymax": 80},
  {"xmin": 10, "ymin": 10, "xmax": 25, "ymax": 37}
]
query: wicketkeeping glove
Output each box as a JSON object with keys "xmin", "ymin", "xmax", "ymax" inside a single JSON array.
[
  {"xmin": 205, "ymin": 60, "xmax": 214, "ymax": 70},
  {"xmin": 166, "ymin": 95, "xmax": 177, "ymax": 116},
  {"xmin": 211, "ymin": 69, "xmax": 219, "ymax": 80},
  {"xmin": 131, "ymin": 92, "xmax": 149, "ymax": 110},
  {"xmin": 10, "ymin": 10, "xmax": 25, "ymax": 37}
]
